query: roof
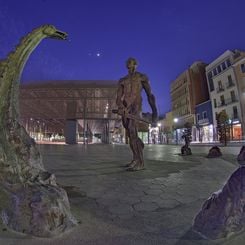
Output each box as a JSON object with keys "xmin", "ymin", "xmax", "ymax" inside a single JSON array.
[{"xmin": 20, "ymin": 80, "xmax": 118, "ymax": 88}]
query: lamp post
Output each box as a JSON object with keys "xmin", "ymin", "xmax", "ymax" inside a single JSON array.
[{"xmin": 173, "ymin": 118, "xmax": 179, "ymax": 145}]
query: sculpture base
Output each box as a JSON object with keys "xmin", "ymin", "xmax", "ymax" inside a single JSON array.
[
  {"xmin": 181, "ymin": 146, "xmax": 192, "ymax": 155},
  {"xmin": 0, "ymin": 182, "xmax": 77, "ymax": 237},
  {"xmin": 207, "ymin": 146, "xmax": 222, "ymax": 158},
  {"xmin": 193, "ymin": 166, "xmax": 245, "ymax": 239}
]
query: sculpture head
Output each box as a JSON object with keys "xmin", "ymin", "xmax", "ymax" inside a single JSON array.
[
  {"xmin": 42, "ymin": 24, "xmax": 68, "ymax": 40},
  {"xmin": 126, "ymin": 57, "xmax": 138, "ymax": 74}
]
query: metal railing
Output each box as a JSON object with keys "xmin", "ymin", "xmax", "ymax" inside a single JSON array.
[{"xmin": 216, "ymin": 86, "xmax": 225, "ymax": 93}]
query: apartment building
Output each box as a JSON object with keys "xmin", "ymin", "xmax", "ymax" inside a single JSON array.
[
  {"xmin": 195, "ymin": 100, "xmax": 213, "ymax": 142},
  {"xmin": 206, "ymin": 50, "xmax": 245, "ymax": 140},
  {"xmin": 233, "ymin": 55, "xmax": 245, "ymax": 138},
  {"xmin": 170, "ymin": 61, "xmax": 209, "ymax": 142}
]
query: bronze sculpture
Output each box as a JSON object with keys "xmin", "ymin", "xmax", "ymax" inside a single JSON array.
[
  {"xmin": 0, "ymin": 25, "xmax": 76, "ymax": 237},
  {"xmin": 181, "ymin": 129, "xmax": 192, "ymax": 155},
  {"xmin": 116, "ymin": 58, "xmax": 157, "ymax": 171}
]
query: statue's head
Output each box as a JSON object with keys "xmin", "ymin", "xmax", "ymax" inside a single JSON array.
[
  {"xmin": 42, "ymin": 24, "xmax": 68, "ymax": 40},
  {"xmin": 126, "ymin": 57, "xmax": 138, "ymax": 74}
]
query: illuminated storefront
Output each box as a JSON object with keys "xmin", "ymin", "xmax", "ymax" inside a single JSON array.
[{"xmin": 196, "ymin": 100, "xmax": 214, "ymax": 142}]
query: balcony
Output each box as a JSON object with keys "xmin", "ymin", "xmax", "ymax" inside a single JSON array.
[
  {"xmin": 216, "ymin": 86, "xmax": 224, "ymax": 93},
  {"xmin": 226, "ymin": 97, "xmax": 238, "ymax": 105},
  {"xmin": 226, "ymin": 81, "xmax": 235, "ymax": 89},
  {"xmin": 217, "ymin": 97, "xmax": 238, "ymax": 107},
  {"xmin": 217, "ymin": 101, "xmax": 226, "ymax": 108}
]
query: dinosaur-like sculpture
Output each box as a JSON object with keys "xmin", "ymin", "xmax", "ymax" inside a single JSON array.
[{"xmin": 0, "ymin": 25, "xmax": 77, "ymax": 237}]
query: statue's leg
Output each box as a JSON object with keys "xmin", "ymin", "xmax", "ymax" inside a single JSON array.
[
  {"xmin": 122, "ymin": 116, "xmax": 136, "ymax": 167},
  {"xmin": 127, "ymin": 119, "xmax": 144, "ymax": 171}
]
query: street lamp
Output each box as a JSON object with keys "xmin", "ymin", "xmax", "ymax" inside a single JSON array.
[
  {"xmin": 173, "ymin": 118, "xmax": 179, "ymax": 144},
  {"xmin": 173, "ymin": 118, "xmax": 179, "ymax": 123}
]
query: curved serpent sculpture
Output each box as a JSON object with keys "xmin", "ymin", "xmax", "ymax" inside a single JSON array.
[{"xmin": 0, "ymin": 25, "xmax": 76, "ymax": 237}]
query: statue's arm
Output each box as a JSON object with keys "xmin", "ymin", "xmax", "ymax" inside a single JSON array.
[
  {"xmin": 116, "ymin": 80, "xmax": 125, "ymax": 112},
  {"xmin": 142, "ymin": 76, "xmax": 158, "ymax": 123}
]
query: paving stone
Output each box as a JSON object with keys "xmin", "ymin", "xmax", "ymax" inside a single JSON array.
[
  {"xmin": 133, "ymin": 202, "xmax": 159, "ymax": 212},
  {"xmin": 109, "ymin": 203, "xmax": 134, "ymax": 215},
  {"xmin": 119, "ymin": 196, "xmax": 141, "ymax": 205},
  {"xmin": 144, "ymin": 188, "xmax": 164, "ymax": 195},
  {"xmin": 96, "ymin": 197, "xmax": 120, "ymax": 206},
  {"xmin": 154, "ymin": 198, "xmax": 181, "ymax": 209}
]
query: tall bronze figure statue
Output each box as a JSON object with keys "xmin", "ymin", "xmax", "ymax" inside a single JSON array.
[{"xmin": 116, "ymin": 58, "xmax": 158, "ymax": 171}]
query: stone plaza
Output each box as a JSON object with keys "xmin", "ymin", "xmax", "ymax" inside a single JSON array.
[{"xmin": 0, "ymin": 143, "xmax": 245, "ymax": 245}]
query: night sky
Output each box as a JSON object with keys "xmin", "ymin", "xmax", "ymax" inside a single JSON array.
[{"xmin": 1, "ymin": 0, "xmax": 245, "ymax": 114}]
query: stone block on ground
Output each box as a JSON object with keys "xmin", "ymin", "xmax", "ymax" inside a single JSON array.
[
  {"xmin": 207, "ymin": 146, "xmax": 222, "ymax": 158},
  {"xmin": 193, "ymin": 166, "xmax": 245, "ymax": 239}
]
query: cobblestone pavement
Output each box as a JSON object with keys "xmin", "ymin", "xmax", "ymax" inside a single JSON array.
[{"xmin": 1, "ymin": 144, "xmax": 245, "ymax": 245}]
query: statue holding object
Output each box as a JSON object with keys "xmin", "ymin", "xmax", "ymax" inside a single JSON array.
[{"xmin": 115, "ymin": 58, "xmax": 158, "ymax": 171}]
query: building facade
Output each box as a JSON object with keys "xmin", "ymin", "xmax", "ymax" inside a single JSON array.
[
  {"xmin": 20, "ymin": 80, "xmax": 119, "ymax": 144},
  {"xmin": 206, "ymin": 50, "xmax": 245, "ymax": 141},
  {"xmin": 160, "ymin": 111, "xmax": 173, "ymax": 144},
  {"xmin": 195, "ymin": 100, "xmax": 213, "ymax": 142},
  {"xmin": 170, "ymin": 61, "xmax": 209, "ymax": 142},
  {"xmin": 233, "ymin": 56, "xmax": 245, "ymax": 138}
]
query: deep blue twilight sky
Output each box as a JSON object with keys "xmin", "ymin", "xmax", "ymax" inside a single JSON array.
[{"xmin": 1, "ymin": 0, "xmax": 245, "ymax": 114}]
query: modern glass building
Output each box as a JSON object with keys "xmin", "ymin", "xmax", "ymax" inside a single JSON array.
[{"xmin": 19, "ymin": 80, "xmax": 120, "ymax": 144}]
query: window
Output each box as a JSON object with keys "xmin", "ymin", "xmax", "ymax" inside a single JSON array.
[
  {"xmin": 214, "ymin": 98, "xmax": 217, "ymax": 108},
  {"xmin": 197, "ymin": 114, "xmax": 200, "ymax": 121},
  {"xmin": 241, "ymin": 64, "xmax": 245, "ymax": 73},
  {"xmin": 227, "ymin": 75, "xmax": 233, "ymax": 85},
  {"xmin": 220, "ymin": 95, "xmax": 225, "ymax": 106},
  {"xmin": 218, "ymin": 80, "xmax": 223, "ymax": 89},
  {"xmin": 217, "ymin": 65, "xmax": 221, "ymax": 73},
  {"xmin": 208, "ymin": 71, "xmax": 212, "ymax": 78},
  {"xmin": 213, "ymin": 68, "xmax": 217, "ymax": 76},
  {"xmin": 230, "ymin": 90, "xmax": 236, "ymax": 102},
  {"xmin": 217, "ymin": 80, "xmax": 224, "ymax": 92},
  {"xmin": 203, "ymin": 111, "xmax": 207, "ymax": 119},
  {"xmin": 208, "ymin": 72, "xmax": 214, "ymax": 91},
  {"xmin": 208, "ymin": 79, "xmax": 214, "ymax": 92},
  {"xmin": 221, "ymin": 62, "xmax": 226, "ymax": 70},
  {"xmin": 95, "ymin": 89, "xmax": 101, "ymax": 97},
  {"xmin": 233, "ymin": 106, "xmax": 238, "ymax": 119},
  {"xmin": 226, "ymin": 59, "xmax": 231, "ymax": 67}
]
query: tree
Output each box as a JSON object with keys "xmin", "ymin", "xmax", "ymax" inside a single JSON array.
[{"xmin": 216, "ymin": 110, "xmax": 229, "ymax": 146}]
